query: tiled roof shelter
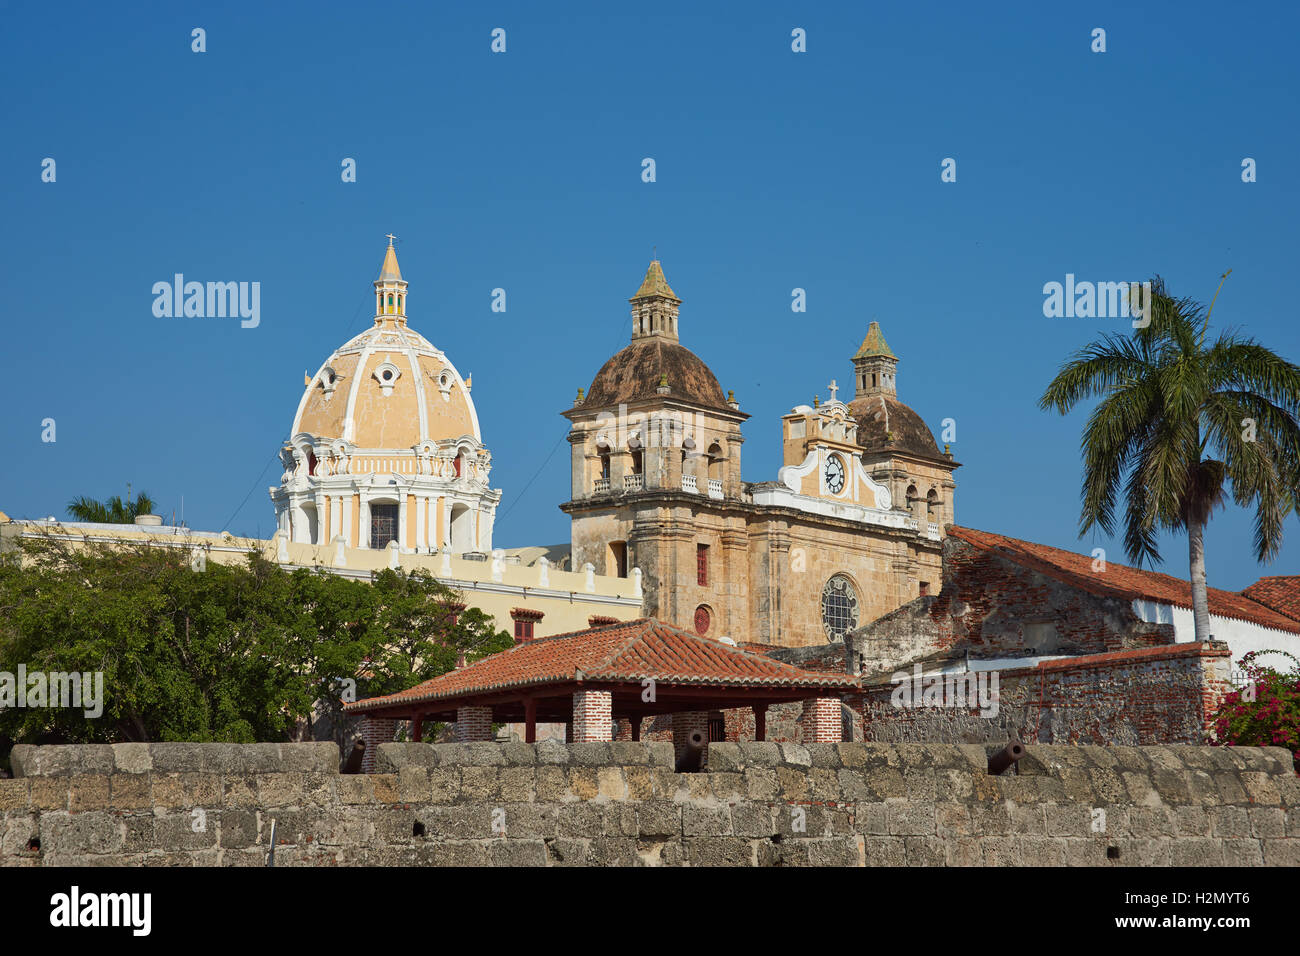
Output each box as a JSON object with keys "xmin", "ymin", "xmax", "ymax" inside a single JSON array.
[{"xmin": 345, "ymin": 618, "xmax": 854, "ymax": 759}]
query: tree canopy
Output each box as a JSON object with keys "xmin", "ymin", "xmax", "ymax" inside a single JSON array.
[
  {"xmin": 1039, "ymin": 275, "xmax": 1300, "ymax": 641},
  {"xmin": 0, "ymin": 535, "xmax": 512, "ymax": 759}
]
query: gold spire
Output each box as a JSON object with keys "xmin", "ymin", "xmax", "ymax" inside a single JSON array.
[
  {"xmin": 854, "ymin": 321, "xmax": 896, "ymax": 360},
  {"xmin": 631, "ymin": 260, "xmax": 679, "ymax": 301},
  {"xmin": 378, "ymin": 234, "xmax": 403, "ymax": 282}
]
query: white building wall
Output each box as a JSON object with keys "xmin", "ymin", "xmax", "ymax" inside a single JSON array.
[{"xmin": 1132, "ymin": 599, "xmax": 1300, "ymax": 671}]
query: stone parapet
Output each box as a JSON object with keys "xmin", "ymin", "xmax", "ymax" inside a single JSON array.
[{"xmin": 2, "ymin": 742, "xmax": 1296, "ymax": 867}]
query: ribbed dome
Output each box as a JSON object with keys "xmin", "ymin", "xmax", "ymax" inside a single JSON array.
[
  {"xmin": 849, "ymin": 393, "xmax": 941, "ymax": 458},
  {"xmin": 291, "ymin": 321, "xmax": 480, "ymax": 449},
  {"xmin": 584, "ymin": 337, "xmax": 729, "ymax": 411}
]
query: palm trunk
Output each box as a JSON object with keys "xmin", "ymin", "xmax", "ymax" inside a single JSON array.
[{"xmin": 1187, "ymin": 514, "xmax": 1213, "ymax": 642}]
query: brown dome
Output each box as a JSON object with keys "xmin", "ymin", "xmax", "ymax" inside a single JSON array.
[
  {"xmin": 850, "ymin": 393, "xmax": 942, "ymax": 458},
  {"xmin": 584, "ymin": 337, "xmax": 729, "ymax": 411}
]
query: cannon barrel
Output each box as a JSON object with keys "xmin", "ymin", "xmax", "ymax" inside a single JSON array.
[
  {"xmin": 987, "ymin": 740, "xmax": 1025, "ymax": 775},
  {"xmin": 674, "ymin": 729, "xmax": 707, "ymax": 773},
  {"xmin": 342, "ymin": 739, "xmax": 366, "ymax": 774}
]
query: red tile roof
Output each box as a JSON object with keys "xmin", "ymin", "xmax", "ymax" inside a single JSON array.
[
  {"xmin": 1240, "ymin": 576, "xmax": 1300, "ymax": 623},
  {"xmin": 346, "ymin": 618, "xmax": 856, "ymax": 713},
  {"xmin": 948, "ymin": 527, "xmax": 1300, "ymax": 634}
]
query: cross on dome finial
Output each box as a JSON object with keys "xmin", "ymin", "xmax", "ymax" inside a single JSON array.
[{"xmin": 386, "ymin": 233, "xmax": 397, "ymax": 245}]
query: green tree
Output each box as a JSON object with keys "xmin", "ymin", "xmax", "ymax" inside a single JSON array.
[
  {"xmin": 0, "ymin": 534, "xmax": 511, "ymax": 755},
  {"xmin": 66, "ymin": 491, "xmax": 157, "ymax": 524},
  {"xmin": 1039, "ymin": 275, "xmax": 1300, "ymax": 641}
]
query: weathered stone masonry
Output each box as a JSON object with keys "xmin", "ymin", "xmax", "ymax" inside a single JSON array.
[{"xmin": 2, "ymin": 742, "xmax": 1297, "ymax": 867}]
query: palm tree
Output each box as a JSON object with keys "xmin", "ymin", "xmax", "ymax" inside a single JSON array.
[
  {"xmin": 1039, "ymin": 275, "xmax": 1300, "ymax": 642},
  {"xmin": 66, "ymin": 491, "xmax": 157, "ymax": 524}
]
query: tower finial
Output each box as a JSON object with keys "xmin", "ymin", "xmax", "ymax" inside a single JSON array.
[{"xmin": 386, "ymin": 233, "xmax": 397, "ymax": 246}]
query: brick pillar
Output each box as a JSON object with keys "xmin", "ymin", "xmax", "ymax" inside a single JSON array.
[
  {"xmin": 672, "ymin": 710, "xmax": 709, "ymax": 763},
  {"xmin": 455, "ymin": 705, "xmax": 493, "ymax": 742},
  {"xmin": 360, "ymin": 716, "xmax": 397, "ymax": 773},
  {"xmin": 572, "ymin": 690, "xmax": 613, "ymax": 742},
  {"xmin": 801, "ymin": 697, "xmax": 842, "ymax": 743}
]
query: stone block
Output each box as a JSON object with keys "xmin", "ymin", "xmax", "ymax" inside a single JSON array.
[{"xmin": 686, "ymin": 836, "xmax": 754, "ymax": 866}]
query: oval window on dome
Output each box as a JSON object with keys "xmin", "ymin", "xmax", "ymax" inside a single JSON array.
[{"xmin": 372, "ymin": 362, "xmax": 402, "ymax": 393}]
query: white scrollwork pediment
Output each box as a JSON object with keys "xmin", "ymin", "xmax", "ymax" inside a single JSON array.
[
  {"xmin": 777, "ymin": 449, "xmax": 818, "ymax": 493},
  {"xmin": 852, "ymin": 457, "xmax": 892, "ymax": 509}
]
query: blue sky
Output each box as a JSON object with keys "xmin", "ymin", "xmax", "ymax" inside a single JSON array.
[{"xmin": 2, "ymin": 0, "xmax": 1297, "ymax": 590}]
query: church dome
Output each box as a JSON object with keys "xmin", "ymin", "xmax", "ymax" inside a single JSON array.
[
  {"xmin": 845, "ymin": 322, "xmax": 942, "ymax": 459},
  {"xmin": 584, "ymin": 337, "xmax": 729, "ymax": 411},
  {"xmin": 579, "ymin": 260, "xmax": 733, "ymax": 413},
  {"xmin": 292, "ymin": 322, "xmax": 480, "ymax": 449},
  {"xmin": 290, "ymin": 242, "xmax": 480, "ymax": 449},
  {"xmin": 272, "ymin": 238, "xmax": 501, "ymax": 556},
  {"xmin": 849, "ymin": 393, "xmax": 941, "ymax": 458}
]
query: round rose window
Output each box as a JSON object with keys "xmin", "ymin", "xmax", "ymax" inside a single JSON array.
[
  {"xmin": 821, "ymin": 574, "xmax": 859, "ymax": 642},
  {"xmin": 694, "ymin": 605, "xmax": 711, "ymax": 635}
]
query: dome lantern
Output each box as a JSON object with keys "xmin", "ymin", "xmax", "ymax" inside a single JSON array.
[
  {"xmin": 629, "ymin": 259, "xmax": 681, "ymax": 342},
  {"xmin": 374, "ymin": 234, "xmax": 409, "ymax": 325}
]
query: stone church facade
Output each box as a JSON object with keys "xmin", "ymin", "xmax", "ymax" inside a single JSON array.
[{"xmin": 562, "ymin": 262, "xmax": 959, "ymax": 647}]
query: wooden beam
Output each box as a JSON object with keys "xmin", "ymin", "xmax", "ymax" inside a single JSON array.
[{"xmin": 524, "ymin": 697, "xmax": 537, "ymax": 744}]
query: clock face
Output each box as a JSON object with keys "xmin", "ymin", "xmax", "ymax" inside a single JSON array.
[{"xmin": 824, "ymin": 454, "xmax": 846, "ymax": 494}]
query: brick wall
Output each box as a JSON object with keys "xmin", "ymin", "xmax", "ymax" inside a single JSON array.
[
  {"xmin": 3, "ymin": 741, "xmax": 1296, "ymax": 867},
  {"xmin": 801, "ymin": 698, "xmax": 842, "ymax": 742},
  {"xmin": 848, "ymin": 536, "xmax": 1175, "ymax": 676},
  {"xmin": 455, "ymin": 707, "xmax": 493, "ymax": 743},
  {"xmin": 572, "ymin": 691, "xmax": 613, "ymax": 742},
  {"xmin": 851, "ymin": 642, "xmax": 1233, "ymax": 745},
  {"xmin": 360, "ymin": 717, "xmax": 397, "ymax": 773}
]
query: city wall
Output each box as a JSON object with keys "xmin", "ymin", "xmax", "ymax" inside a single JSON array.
[{"xmin": 2, "ymin": 742, "xmax": 1297, "ymax": 866}]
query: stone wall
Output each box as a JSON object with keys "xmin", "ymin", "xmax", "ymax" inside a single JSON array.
[
  {"xmin": 2, "ymin": 741, "xmax": 1297, "ymax": 866},
  {"xmin": 851, "ymin": 642, "xmax": 1232, "ymax": 746}
]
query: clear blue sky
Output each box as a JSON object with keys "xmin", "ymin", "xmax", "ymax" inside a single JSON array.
[{"xmin": 3, "ymin": 1, "xmax": 1297, "ymax": 590}]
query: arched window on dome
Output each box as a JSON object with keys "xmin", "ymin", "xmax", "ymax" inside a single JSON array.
[
  {"xmin": 306, "ymin": 448, "xmax": 317, "ymax": 477},
  {"xmin": 386, "ymin": 294, "xmax": 394, "ymax": 314},
  {"xmin": 397, "ymin": 294, "xmax": 403, "ymax": 313}
]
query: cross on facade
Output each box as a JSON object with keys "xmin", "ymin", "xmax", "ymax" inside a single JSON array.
[{"xmin": 828, "ymin": 379, "xmax": 839, "ymax": 402}]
